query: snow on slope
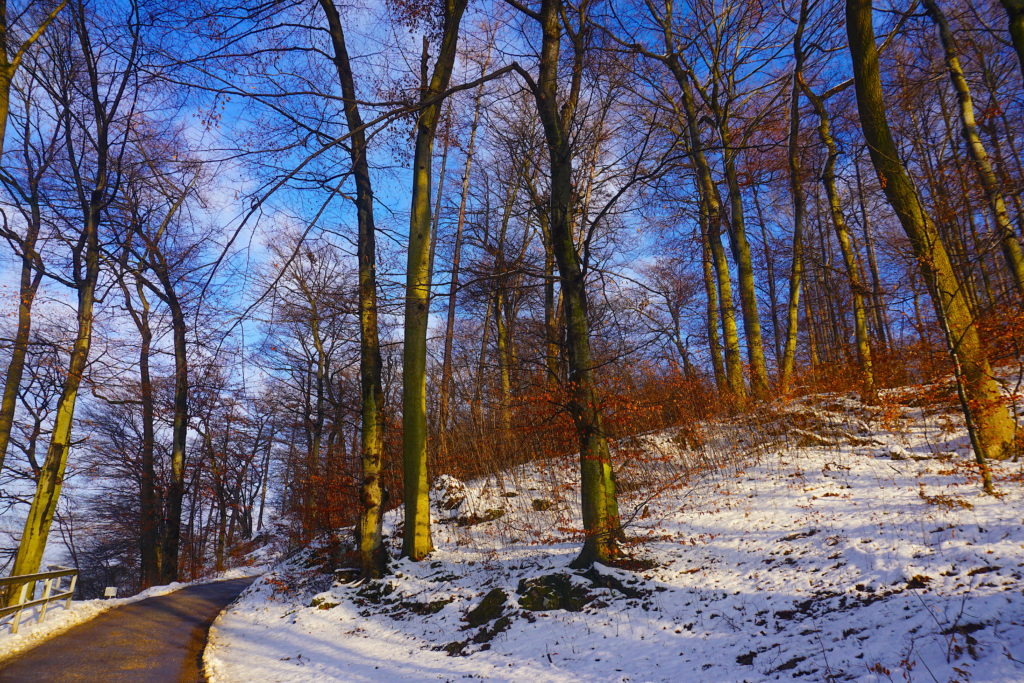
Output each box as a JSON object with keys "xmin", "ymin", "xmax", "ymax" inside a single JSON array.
[{"xmin": 206, "ymin": 392, "xmax": 1024, "ymax": 682}]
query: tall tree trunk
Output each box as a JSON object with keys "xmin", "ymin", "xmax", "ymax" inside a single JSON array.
[
  {"xmin": 492, "ymin": 160, "xmax": 524, "ymax": 439},
  {"xmin": 525, "ymin": 0, "xmax": 620, "ymax": 567},
  {"xmin": 803, "ymin": 258, "xmax": 821, "ymax": 372},
  {"xmin": 137, "ymin": 317, "xmax": 160, "ymax": 588},
  {"xmin": 7, "ymin": 1, "xmax": 126, "ymax": 587},
  {"xmin": 0, "ymin": 0, "xmax": 66, "ymax": 158},
  {"xmin": 925, "ymin": 0, "xmax": 1024, "ymax": 295},
  {"xmin": 780, "ymin": 10, "xmax": 808, "ymax": 393},
  {"xmin": 525, "ymin": 172, "xmax": 564, "ymax": 390},
  {"xmin": 157, "ymin": 278, "xmax": 188, "ymax": 583},
  {"xmin": 667, "ymin": 60, "xmax": 745, "ymax": 400},
  {"xmin": 801, "ymin": 83, "xmax": 877, "ymax": 402},
  {"xmin": 320, "ymin": 0, "xmax": 387, "ymax": 577},
  {"xmin": 9, "ymin": 190, "xmax": 100, "ymax": 601},
  {"xmin": 999, "ymin": 0, "xmax": 1024, "ymax": 81},
  {"xmin": 438, "ymin": 69, "xmax": 486, "ymax": 437},
  {"xmin": 256, "ymin": 427, "xmax": 274, "ymax": 532},
  {"xmin": 720, "ymin": 126, "xmax": 771, "ymax": 400},
  {"xmin": 120, "ymin": 275, "xmax": 160, "ymax": 589},
  {"xmin": 847, "ymin": 0, "xmax": 1017, "ymax": 461},
  {"xmin": 701, "ymin": 207, "xmax": 726, "ymax": 389},
  {"xmin": 473, "ymin": 296, "xmax": 493, "ymax": 429},
  {"xmin": 752, "ymin": 190, "xmax": 782, "ymax": 367},
  {"xmin": 494, "ymin": 288, "xmax": 513, "ymax": 436},
  {"xmin": 401, "ymin": 0, "xmax": 468, "ymax": 561},
  {"xmin": 0, "ymin": 207, "xmax": 42, "ymax": 474}
]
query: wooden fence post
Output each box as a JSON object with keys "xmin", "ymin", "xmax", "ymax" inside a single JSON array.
[
  {"xmin": 37, "ymin": 578, "xmax": 53, "ymax": 623},
  {"xmin": 10, "ymin": 582, "xmax": 30, "ymax": 635},
  {"xmin": 65, "ymin": 574, "xmax": 77, "ymax": 609}
]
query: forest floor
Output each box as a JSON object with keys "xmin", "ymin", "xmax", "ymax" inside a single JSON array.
[{"xmin": 207, "ymin": 388, "xmax": 1024, "ymax": 682}]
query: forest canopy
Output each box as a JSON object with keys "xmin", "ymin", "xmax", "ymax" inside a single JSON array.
[{"xmin": 0, "ymin": 0, "xmax": 1022, "ymax": 595}]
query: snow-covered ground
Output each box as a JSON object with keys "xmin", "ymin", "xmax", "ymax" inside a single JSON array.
[{"xmin": 206, "ymin": 392, "xmax": 1024, "ymax": 682}]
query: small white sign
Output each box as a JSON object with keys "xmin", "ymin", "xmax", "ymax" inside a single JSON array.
[{"xmin": 103, "ymin": 587, "xmax": 118, "ymax": 598}]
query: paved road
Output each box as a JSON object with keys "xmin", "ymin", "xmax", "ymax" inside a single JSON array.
[{"xmin": 0, "ymin": 577, "xmax": 254, "ymax": 682}]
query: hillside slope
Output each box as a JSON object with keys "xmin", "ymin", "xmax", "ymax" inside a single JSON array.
[{"xmin": 206, "ymin": 393, "xmax": 1024, "ymax": 682}]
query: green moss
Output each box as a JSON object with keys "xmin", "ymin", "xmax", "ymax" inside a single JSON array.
[
  {"xmin": 465, "ymin": 588, "xmax": 507, "ymax": 627},
  {"xmin": 309, "ymin": 596, "xmax": 340, "ymax": 610}
]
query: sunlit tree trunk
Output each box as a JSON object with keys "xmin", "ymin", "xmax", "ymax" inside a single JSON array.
[
  {"xmin": 701, "ymin": 207, "xmax": 726, "ymax": 389},
  {"xmin": 847, "ymin": 0, "xmax": 1017, "ymax": 461},
  {"xmin": 999, "ymin": 0, "xmax": 1024, "ymax": 81},
  {"xmin": 780, "ymin": 8, "xmax": 808, "ymax": 394},
  {"xmin": 644, "ymin": 0, "xmax": 743, "ymax": 399},
  {"xmin": 674, "ymin": 65, "xmax": 745, "ymax": 400},
  {"xmin": 719, "ymin": 123, "xmax": 770, "ymax": 400},
  {"xmin": 8, "ymin": 2, "xmax": 126, "ymax": 594},
  {"xmin": 519, "ymin": 0, "xmax": 620, "ymax": 566},
  {"xmin": 320, "ymin": 0, "xmax": 388, "ymax": 576},
  {"xmin": 801, "ymin": 82, "xmax": 876, "ymax": 402},
  {"xmin": 925, "ymin": 0, "xmax": 1024, "ymax": 295},
  {"xmin": 0, "ymin": 0, "xmax": 65, "ymax": 158},
  {"xmin": 9, "ymin": 177, "xmax": 101, "ymax": 602},
  {"xmin": 402, "ymin": 0, "xmax": 468, "ymax": 561}
]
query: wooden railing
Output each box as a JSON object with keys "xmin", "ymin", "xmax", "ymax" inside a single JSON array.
[{"xmin": 0, "ymin": 566, "xmax": 78, "ymax": 634}]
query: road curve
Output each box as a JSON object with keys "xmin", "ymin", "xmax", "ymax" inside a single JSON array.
[{"xmin": 0, "ymin": 576, "xmax": 255, "ymax": 682}]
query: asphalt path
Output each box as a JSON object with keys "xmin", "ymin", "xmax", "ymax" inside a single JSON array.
[{"xmin": 0, "ymin": 576, "xmax": 254, "ymax": 682}]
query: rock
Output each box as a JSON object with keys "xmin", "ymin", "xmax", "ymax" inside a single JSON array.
[
  {"xmin": 439, "ymin": 640, "xmax": 468, "ymax": 656},
  {"xmin": 581, "ymin": 567, "xmax": 648, "ymax": 599},
  {"xmin": 431, "ymin": 475, "xmax": 468, "ymax": 515},
  {"xmin": 531, "ymin": 498, "xmax": 554, "ymax": 511},
  {"xmin": 517, "ymin": 574, "xmax": 593, "ymax": 612},
  {"xmin": 402, "ymin": 598, "xmax": 453, "ymax": 615},
  {"xmin": 465, "ymin": 588, "xmax": 508, "ymax": 627},
  {"xmin": 456, "ymin": 508, "xmax": 505, "ymax": 526},
  {"xmin": 885, "ymin": 445, "xmax": 912, "ymax": 460},
  {"xmin": 472, "ymin": 615, "xmax": 511, "ymax": 643}
]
